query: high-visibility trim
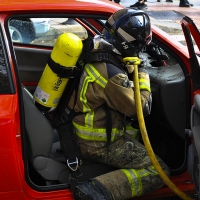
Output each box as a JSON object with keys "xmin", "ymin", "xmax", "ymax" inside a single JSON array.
[
  {"xmin": 121, "ymin": 169, "xmax": 136, "ymax": 197},
  {"xmin": 121, "ymin": 169, "xmax": 143, "ymax": 197},
  {"xmin": 126, "ymin": 126, "xmax": 139, "ymax": 132},
  {"xmin": 139, "ymin": 78, "xmax": 151, "ymax": 92},
  {"xmin": 79, "ymin": 63, "xmax": 108, "ymax": 127},
  {"xmin": 137, "ymin": 166, "xmax": 158, "ymax": 178},
  {"xmin": 148, "ymin": 165, "xmax": 159, "ymax": 175},
  {"xmin": 126, "ymin": 125, "xmax": 140, "ymax": 140},
  {"xmin": 131, "ymin": 169, "xmax": 143, "ymax": 196},
  {"xmin": 85, "ymin": 64, "xmax": 107, "ymax": 88},
  {"xmin": 138, "ymin": 169, "xmax": 149, "ymax": 177},
  {"xmin": 80, "ymin": 76, "xmax": 92, "ymax": 112},
  {"xmin": 73, "ymin": 122, "xmax": 123, "ymax": 141},
  {"xmin": 80, "ymin": 75, "xmax": 93, "ymax": 126},
  {"xmin": 85, "ymin": 111, "xmax": 94, "ymax": 127}
]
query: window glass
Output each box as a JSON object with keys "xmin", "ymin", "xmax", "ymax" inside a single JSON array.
[{"xmin": 9, "ymin": 18, "xmax": 88, "ymax": 46}]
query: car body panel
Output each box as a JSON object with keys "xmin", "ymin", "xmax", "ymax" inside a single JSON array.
[
  {"xmin": 0, "ymin": 95, "xmax": 21, "ymax": 191},
  {"xmin": 0, "ymin": 0, "xmax": 122, "ymax": 13},
  {"xmin": 181, "ymin": 16, "xmax": 200, "ymax": 197}
]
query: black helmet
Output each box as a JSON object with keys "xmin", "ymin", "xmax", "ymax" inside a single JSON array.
[{"xmin": 102, "ymin": 8, "xmax": 152, "ymax": 56}]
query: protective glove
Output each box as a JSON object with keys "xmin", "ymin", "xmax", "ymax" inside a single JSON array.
[
  {"xmin": 123, "ymin": 57, "xmax": 151, "ymax": 92},
  {"xmin": 126, "ymin": 64, "xmax": 134, "ymax": 73},
  {"xmin": 123, "ymin": 57, "xmax": 141, "ymax": 73}
]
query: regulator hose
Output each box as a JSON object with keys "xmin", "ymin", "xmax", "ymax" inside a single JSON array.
[{"xmin": 124, "ymin": 57, "xmax": 193, "ymax": 200}]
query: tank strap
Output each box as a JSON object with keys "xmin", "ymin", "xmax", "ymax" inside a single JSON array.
[
  {"xmin": 85, "ymin": 51, "xmax": 125, "ymax": 71},
  {"xmin": 47, "ymin": 56, "xmax": 77, "ymax": 78},
  {"xmin": 46, "ymin": 60, "xmax": 83, "ymax": 128},
  {"xmin": 80, "ymin": 37, "xmax": 125, "ymax": 71}
]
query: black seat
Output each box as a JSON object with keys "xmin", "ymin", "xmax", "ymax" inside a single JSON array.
[
  {"xmin": 22, "ymin": 87, "xmax": 68, "ymax": 184},
  {"xmin": 22, "ymin": 86, "xmax": 116, "ymax": 185}
]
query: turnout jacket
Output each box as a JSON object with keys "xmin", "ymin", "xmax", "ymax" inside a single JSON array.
[{"xmin": 69, "ymin": 61, "xmax": 151, "ymax": 144}]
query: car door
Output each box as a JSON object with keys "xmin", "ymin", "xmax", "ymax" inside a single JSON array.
[
  {"xmin": 181, "ymin": 16, "xmax": 200, "ymax": 199},
  {"xmin": 7, "ymin": 15, "xmax": 117, "ymax": 195},
  {"xmin": 0, "ymin": 18, "xmax": 25, "ymax": 199}
]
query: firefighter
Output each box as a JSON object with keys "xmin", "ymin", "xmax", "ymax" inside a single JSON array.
[{"xmin": 71, "ymin": 8, "xmax": 170, "ymax": 200}]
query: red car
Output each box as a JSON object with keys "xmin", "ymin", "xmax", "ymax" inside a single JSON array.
[{"xmin": 1, "ymin": 0, "xmax": 200, "ymax": 199}]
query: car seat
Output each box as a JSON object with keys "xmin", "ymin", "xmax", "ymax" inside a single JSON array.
[
  {"xmin": 22, "ymin": 86, "xmax": 116, "ymax": 185},
  {"xmin": 22, "ymin": 86, "xmax": 69, "ymax": 183}
]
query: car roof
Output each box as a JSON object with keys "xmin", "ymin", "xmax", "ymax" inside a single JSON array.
[{"xmin": 0, "ymin": 0, "xmax": 122, "ymax": 14}]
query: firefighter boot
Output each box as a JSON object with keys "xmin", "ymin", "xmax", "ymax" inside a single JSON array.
[{"xmin": 74, "ymin": 181, "xmax": 107, "ymax": 200}]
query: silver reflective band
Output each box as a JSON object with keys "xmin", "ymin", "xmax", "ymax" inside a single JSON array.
[
  {"xmin": 117, "ymin": 27, "xmax": 136, "ymax": 42},
  {"xmin": 93, "ymin": 35, "xmax": 121, "ymax": 55},
  {"xmin": 108, "ymin": 15, "xmax": 115, "ymax": 26}
]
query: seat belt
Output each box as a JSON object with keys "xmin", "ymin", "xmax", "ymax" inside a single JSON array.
[
  {"xmin": 56, "ymin": 123, "xmax": 82, "ymax": 197},
  {"xmin": 47, "ymin": 62, "xmax": 84, "ymax": 197}
]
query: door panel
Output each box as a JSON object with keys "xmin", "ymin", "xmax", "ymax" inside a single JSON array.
[
  {"xmin": 181, "ymin": 16, "xmax": 200, "ymax": 198},
  {"xmin": 181, "ymin": 16, "xmax": 200, "ymax": 91},
  {"xmin": 15, "ymin": 47, "xmax": 51, "ymax": 94}
]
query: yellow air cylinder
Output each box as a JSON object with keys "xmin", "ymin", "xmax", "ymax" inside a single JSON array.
[{"xmin": 33, "ymin": 33, "xmax": 83, "ymax": 112}]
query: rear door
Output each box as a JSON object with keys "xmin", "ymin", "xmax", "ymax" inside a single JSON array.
[
  {"xmin": 181, "ymin": 16, "xmax": 200, "ymax": 199},
  {"xmin": 0, "ymin": 17, "xmax": 24, "ymax": 198}
]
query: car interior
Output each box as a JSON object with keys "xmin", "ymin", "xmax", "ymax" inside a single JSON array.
[{"xmin": 8, "ymin": 15, "xmax": 191, "ymax": 191}]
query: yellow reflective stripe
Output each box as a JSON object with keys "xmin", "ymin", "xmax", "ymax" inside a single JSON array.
[
  {"xmin": 138, "ymin": 169, "xmax": 150, "ymax": 178},
  {"xmin": 121, "ymin": 169, "xmax": 143, "ymax": 197},
  {"xmin": 131, "ymin": 169, "xmax": 143, "ymax": 196},
  {"xmin": 138, "ymin": 166, "xmax": 158, "ymax": 178},
  {"xmin": 139, "ymin": 85, "xmax": 151, "ymax": 92},
  {"xmin": 139, "ymin": 78, "xmax": 151, "ymax": 92},
  {"xmin": 139, "ymin": 78, "xmax": 150, "ymax": 85},
  {"xmin": 80, "ymin": 75, "xmax": 93, "ymax": 126},
  {"xmin": 85, "ymin": 64, "xmax": 108, "ymax": 88},
  {"xmin": 126, "ymin": 126, "xmax": 139, "ymax": 132},
  {"xmin": 121, "ymin": 169, "xmax": 136, "ymax": 197},
  {"xmin": 80, "ymin": 64, "xmax": 108, "ymax": 127},
  {"xmin": 80, "ymin": 76, "xmax": 92, "ymax": 113},
  {"xmin": 73, "ymin": 122, "xmax": 123, "ymax": 141},
  {"xmin": 85, "ymin": 111, "xmax": 94, "ymax": 127},
  {"xmin": 148, "ymin": 165, "xmax": 159, "ymax": 175},
  {"xmin": 126, "ymin": 126, "xmax": 140, "ymax": 140}
]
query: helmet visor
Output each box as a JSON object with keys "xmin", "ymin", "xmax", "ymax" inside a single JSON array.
[
  {"xmin": 131, "ymin": 12, "xmax": 152, "ymax": 45},
  {"xmin": 117, "ymin": 11, "xmax": 152, "ymax": 46}
]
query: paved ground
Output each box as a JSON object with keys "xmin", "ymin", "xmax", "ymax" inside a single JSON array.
[
  {"xmin": 120, "ymin": 0, "xmax": 200, "ymax": 50},
  {"xmin": 121, "ymin": 0, "xmax": 200, "ymax": 28},
  {"xmin": 121, "ymin": 0, "xmax": 200, "ymax": 30}
]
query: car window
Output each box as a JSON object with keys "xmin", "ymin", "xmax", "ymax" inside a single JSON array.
[{"xmin": 9, "ymin": 18, "xmax": 88, "ymax": 46}]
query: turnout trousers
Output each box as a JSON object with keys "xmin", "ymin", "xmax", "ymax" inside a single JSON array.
[{"xmin": 78, "ymin": 132, "xmax": 170, "ymax": 200}]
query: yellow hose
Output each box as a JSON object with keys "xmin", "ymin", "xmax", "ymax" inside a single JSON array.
[{"xmin": 133, "ymin": 62, "xmax": 193, "ymax": 200}]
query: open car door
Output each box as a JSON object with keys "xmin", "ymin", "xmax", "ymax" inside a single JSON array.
[{"xmin": 181, "ymin": 16, "xmax": 200, "ymax": 199}]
